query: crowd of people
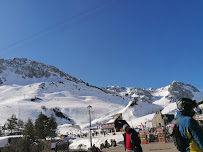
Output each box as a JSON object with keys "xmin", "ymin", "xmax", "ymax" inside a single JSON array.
[{"xmin": 66, "ymin": 130, "xmax": 112, "ymax": 139}]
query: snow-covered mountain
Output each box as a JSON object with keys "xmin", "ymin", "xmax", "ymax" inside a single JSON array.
[
  {"xmin": 0, "ymin": 58, "xmax": 202, "ymax": 132},
  {"xmin": 0, "ymin": 58, "xmax": 84, "ymax": 85},
  {"xmin": 103, "ymin": 81, "xmax": 200, "ymax": 103}
]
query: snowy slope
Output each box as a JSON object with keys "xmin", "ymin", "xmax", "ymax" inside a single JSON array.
[
  {"xmin": 0, "ymin": 79, "xmax": 127, "ymax": 126},
  {"xmin": 0, "ymin": 77, "xmax": 166, "ymax": 130},
  {"xmin": 0, "ymin": 58, "xmax": 203, "ymax": 136}
]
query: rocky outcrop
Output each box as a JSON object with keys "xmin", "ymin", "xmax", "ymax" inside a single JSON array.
[
  {"xmin": 133, "ymin": 88, "xmax": 153, "ymax": 103},
  {"xmin": 103, "ymin": 86, "xmax": 153, "ymax": 103},
  {"xmin": 166, "ymin": 81, "xmax": 199, "ymax": 102},
  {"xmin": 103, "ymin": 81, "xmax": 200, "ymax": 103},
  {"xmin": 0, "ymin": 58, "xmax": 84, "ymax": 84}
]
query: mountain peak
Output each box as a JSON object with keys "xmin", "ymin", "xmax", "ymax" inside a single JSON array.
[
  {"xmin": 169, "ymin": 81, "xmax": 199, "ymax": 92},
  {"xmin": 166, "ymin": 81, "xmax": 199, "ymax": 101},
  {"xmin": 0, "ymin": 58, "xmax": 84, "ymax": 85}
]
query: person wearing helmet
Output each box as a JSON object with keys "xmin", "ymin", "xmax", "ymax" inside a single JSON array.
[{"xmin": 176, "ymin": 98, "xmax": 203, "ymax": 152}]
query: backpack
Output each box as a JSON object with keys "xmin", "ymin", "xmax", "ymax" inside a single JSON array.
[
  {"xmin": 132, "ymin": 129, "xmax": 141, "ymax": 145},
  {"xmin": 169, "ymin": 116, "xmax": 191, "ymax": 152},
  {"xmin": 124, "ymin": 129, "xmax": 143, "ymax": 152},
  {"xmin": 135, "ymin": 131, "xmax": 141, "ymax": 145}
]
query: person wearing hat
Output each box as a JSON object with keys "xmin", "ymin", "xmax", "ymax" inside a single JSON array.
[
  {"xmin": 175, "ymin": 98, "xmax": 203, "ymax": 152},
  {"xmin": 123, "ymin": 124, "xmax": 143, "ymax": 152}
]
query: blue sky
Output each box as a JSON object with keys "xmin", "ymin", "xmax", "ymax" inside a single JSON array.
[{"xmin": 0, "ymin": 0, "xmax": 203, "ymax": 89}]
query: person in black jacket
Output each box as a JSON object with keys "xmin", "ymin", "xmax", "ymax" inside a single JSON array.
[{"xmin": 123, "ymin": 124, "xmax": 143, "ymax": 152}]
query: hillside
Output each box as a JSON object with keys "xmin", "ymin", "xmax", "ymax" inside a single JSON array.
[{"xmin": 0, "ymin": 58, "xmax": 202, "ymax": 132}]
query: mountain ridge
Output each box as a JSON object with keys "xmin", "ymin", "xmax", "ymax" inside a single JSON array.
[
  {"xmin": 0, "ymin": 58, "xmax": 200, "ymax": 102},
  {"xmin": 0, "ymin": 58, "xmax": 202, "ymax": 131},
  {"xmin": 102, "ymin": 81, "xmax": 200, "ymax": 103},
  {"xmin": 0, "ymin": 58, "xmax": 84, "ymax": 85}
]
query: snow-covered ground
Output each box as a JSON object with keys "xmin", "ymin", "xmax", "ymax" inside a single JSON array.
[
  {"xmin": 69, "ymin": 132, "xmax": 124, "ymax": 149},
  {"xmin": 0, "ymin": 135, "xmax": 23, "ymax": 148}
]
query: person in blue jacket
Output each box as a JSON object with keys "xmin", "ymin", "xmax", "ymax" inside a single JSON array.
[{"xmin": 176, "ymin": 98, "xmax": 203, "ymax": 152}]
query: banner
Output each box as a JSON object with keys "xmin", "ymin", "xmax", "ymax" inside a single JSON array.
[
  {"xmin": 139, "ymin": 131, "xmax": 147, "ymax": 144},
  {"xmin": 157, "ymin": 129, "xmax": 166, "ymax": 143}
]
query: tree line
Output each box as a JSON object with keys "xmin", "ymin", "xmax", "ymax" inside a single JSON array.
[{"xmin": 1, "ymin": 112, "xmax": 58, "ymax": 152}]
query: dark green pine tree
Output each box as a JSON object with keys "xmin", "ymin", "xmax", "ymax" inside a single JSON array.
[
  {"xmin": 6, "ymin": 114, "xmax": 18, "ymax": 134},
  {"xmin": 35, "ymin": 112, "xmax": 49, "ymax": 140},
  {"xmin": 17, "ymin": 119, "xmax": 24, "ymax": 134},
  {"xmin": 17, "ymin": 119, "xmax": 24, "ymax": 129},
  {"xmin": 2, "ymin": 119, "xmax": 36, "ymax": 152},
  {"xmin": 17, "ymin": 118, "xmax": 36, "ymax": 152},
  {"xmin": 47, "ymin": 113, "xmax": 58, "ymax": 139},
  {"xmin": 0, "ymin": 125, "xmax": 2, "ymax": 136},
  {"xmin": 23, "ymin": 118, "xmax": 35, "ymax": 142}
]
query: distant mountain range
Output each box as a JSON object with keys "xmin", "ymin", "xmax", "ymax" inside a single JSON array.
[
  {"xmin": 0, "ymin": 58, "xmax": 202, "ymax": 131},
  {"xmin": 102, "ymin": 81, "xmax": 200, "ymax": 103}
]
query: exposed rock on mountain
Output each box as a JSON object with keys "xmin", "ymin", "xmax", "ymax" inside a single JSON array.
[
  {"xmin": 103, "ymin": 81, "xmax": 200, "ymax": 103},
  {"xmin": 166, "ymin": 81, "xmax": 199, "ymax": 102},
  {"xmin": 103, "ymin": 86, "xmax": 153, "ymax": 103},
  {"xmin": 0, "ymin": 58, "xmax": 84, "ymax": 84}
]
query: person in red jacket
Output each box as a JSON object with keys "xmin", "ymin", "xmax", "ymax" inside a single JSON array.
[{"xmin": 123, "ymin": 124, "xmax": 143, "ymax": 152}]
